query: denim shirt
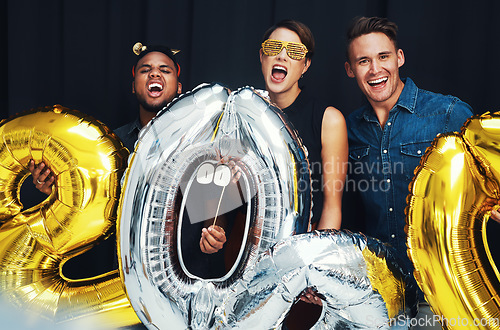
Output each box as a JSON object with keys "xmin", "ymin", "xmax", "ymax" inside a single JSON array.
[
  {"xmin": 114, "ymin": 117, "xmax": 142, "ymax": 153},
  {"xmin": 345, "ymin": 78, "xmax": 473, "ymax": 271}
]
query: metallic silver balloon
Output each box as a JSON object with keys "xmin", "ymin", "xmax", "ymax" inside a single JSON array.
[
  {"xmin": 215, "ymin": 230, "xmax": 415, "ymax": 329},
  {"xmin": 118, "ymin": 83, "xmax": 312, "ymax": 329},
  {"xmin": 118, "ymin": 84, "xmax": 415, "ymax": 329}
]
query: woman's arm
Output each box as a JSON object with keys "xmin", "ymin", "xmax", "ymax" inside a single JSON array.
[{"xmin": 316, "ymin": 106, "xmax": 348, "ymax": 230}]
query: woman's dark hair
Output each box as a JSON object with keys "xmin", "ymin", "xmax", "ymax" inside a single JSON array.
[{"xmin": 261, "ymin": 19, "xmax": 315, "ymax": 59}]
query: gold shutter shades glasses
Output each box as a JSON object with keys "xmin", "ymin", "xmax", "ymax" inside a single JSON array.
[{"xmin": 261, "ymin": 39, "xmax": 308, "ymax": 60}]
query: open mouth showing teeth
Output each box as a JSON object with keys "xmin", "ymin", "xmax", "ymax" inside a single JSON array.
[
  {"xmin": 367, "ymin": 77, "xmax": 388, "ymax": 86},
  {"xmin": 148, "ymin": 82, "xmax": 163, "ymax": 92},
  {"xmin": 272, "ymin": 65, "xmax": 287, "ymax": 81}
]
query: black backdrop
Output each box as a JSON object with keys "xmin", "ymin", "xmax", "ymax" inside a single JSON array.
[
  {"xmin": 6, "ymin": 0, "xmax": 500, "ymax": 126},
  {"xmin": 4, "ymin": 0, "xmax": 500, "ymax": 309}
]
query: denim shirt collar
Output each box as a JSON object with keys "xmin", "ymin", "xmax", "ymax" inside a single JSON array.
[
  {"xmin": 394, "ymin": 77, "xmax": 417, "ymax": 114},
  {"xmin": 127, "ymin": 117, "xmax": 142, "ymax": 135},
  {"xmin": 361, "ymin": 77, "xmax": 418, "ymax": 122}
]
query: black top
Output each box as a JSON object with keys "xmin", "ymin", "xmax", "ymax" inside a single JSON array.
[{"xmin": 282, "ymin": 88, "xmax": 327, "ymax": 225}]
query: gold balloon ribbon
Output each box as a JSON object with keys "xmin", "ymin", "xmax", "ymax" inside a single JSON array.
[
  {"xmin": 407, "ymin": 112, "xmax": 500, "ymax": 329},
  {"xmin": 0, "ymin": 105, "xmax": 140, "ymax": 327}
]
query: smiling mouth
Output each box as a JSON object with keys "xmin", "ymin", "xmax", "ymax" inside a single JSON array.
[
  {"xmin": 272, "ymin": 65, "xmax": 287, "ymax": 82},
  {"xmin": 148, "ymin": 82, "xmax": 164, "ymax": 97},
  {"xmin": 148, "ymin": 82, "xmax": 163, "ymax": 92},
  {"xmin": 367, "ymin": 77, "xmax": 388, "ymax": 87}
]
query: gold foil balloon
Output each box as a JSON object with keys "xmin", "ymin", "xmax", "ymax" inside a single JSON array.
[
  {"xmin": 407, "ymin": 112, "xmax": 500, "ymax": 329},
  {"xmin": 0, "ymin": 105, "xmax": 140, "ymax": 327}
]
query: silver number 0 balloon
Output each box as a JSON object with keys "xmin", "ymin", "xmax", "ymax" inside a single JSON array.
[
  {"xmin": 118, "ymin": 83, "xmax": 415, "ymax": 329},
  {"xmin": 118, "ymin": 84, "xmax": 312, "ymax": 329}
]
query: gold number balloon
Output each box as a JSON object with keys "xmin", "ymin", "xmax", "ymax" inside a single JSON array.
[
  {"xmin": 0, "ymin": 105, "xmax": 140, "ymax": 327},
  {"xmin": 407, "ymin": 112, "xmax": 500, "ymax": 329}
]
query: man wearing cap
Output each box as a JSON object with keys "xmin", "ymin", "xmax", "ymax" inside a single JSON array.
[
  {"xmin": 114, "ymin": 43, "xmax": 182, "ymax": 152},
  {"xmin": 120, "ymin": 43, "xmax": 227, "ymax": 255}
]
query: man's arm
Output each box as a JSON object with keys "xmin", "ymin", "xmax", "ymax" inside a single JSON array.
[{"xmin": 447, "ymin": 100, "xmax": 474, "ymax": 132}]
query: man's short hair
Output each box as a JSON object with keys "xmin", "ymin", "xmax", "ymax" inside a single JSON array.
[{"xmin": 346, "ymin": 16, "xmax": 399, "ymax": 61}]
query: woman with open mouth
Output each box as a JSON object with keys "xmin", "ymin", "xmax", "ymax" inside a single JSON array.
[
  {"xmin": 259, "ymin": 19, "xmax": 348, "ymax": 233},
  {"xmin": 259, "ymin": 21, "xmax": 349, "ymax": 325}
]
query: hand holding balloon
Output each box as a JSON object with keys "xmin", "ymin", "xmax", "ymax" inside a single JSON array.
[
  {"xmin": 198, "ymin": 157, "xmax": 240, "ymax": 254},
  {"xmin": 299, "ymin": 287, "xmax": 323, "ymax": 305},
  {"xmin": 200, "ymin": 225, "xmax": 226, "ymax": 254},
  {"xmin": 221, "ymin": 158, "xmax": 242, "ymax": 183},
  {"xmin": 28, "ymin": 160, "xmax": 55, "ymax": 195},
  {"xmin": 483, "ymin": 197, "xmax": 500, "ymax": 223},
  {"xmin": 491, "ymin": 209, "xmax": 500, "ymax": 223}
]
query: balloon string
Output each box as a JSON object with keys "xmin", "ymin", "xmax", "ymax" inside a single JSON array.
[
  {"xmin": 211, "ymin": 112, "xmax": 224, "ymax": 142},
  {"xmin": 212, "ymin": 185, "xmax": 226, "ymax": 227}
]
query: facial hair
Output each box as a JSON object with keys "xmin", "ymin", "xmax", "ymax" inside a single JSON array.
[{"xmin": 136, "ymin": 94, "xmax": 171, "ymax": 113}]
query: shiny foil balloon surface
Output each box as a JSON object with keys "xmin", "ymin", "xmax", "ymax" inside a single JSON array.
[
  {"xmin": 214, "ymin": 230, "xmax": 415, "ymax": 329},
  {"xmin": 0, "ymin": 105, "xmax": 140, "ymax": 327},
  {"xmin": 119, "ymin": 84, "xmax": 414, "ymax": 329},
  {"xmin": 407, "ymin": 112, "xmax": 500, "ymax": 329},
  {"xmin": 118, "ymin": 83, "xmax": 312, "ymax": 329}
]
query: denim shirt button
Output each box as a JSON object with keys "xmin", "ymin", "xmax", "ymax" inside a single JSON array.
[
  {"xmin": 386, "ymin": 179, "xmax": 391, "ymax": 183},
  {"xmin": 417, "ymin": 150, "xmax": 422, "ymax": 154},
  {"xmin": 389, "ymin": 207, "xmax": 393, "ymax": 212},
  {"xmin": 391, "ymin": 234, "xmax": 395, "ymax": 238},
  {"xmin": 387, "ymin": 122, "xmax": 391, "ymax": 126},
  {"xmin": 383, "ymin": 149, "xmax": 388, "ymax": 154}
]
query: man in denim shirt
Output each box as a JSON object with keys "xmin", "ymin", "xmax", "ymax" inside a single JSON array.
[{"xmin": 343, "ymin": 16, "xmax": 473, "ymax": 329}]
